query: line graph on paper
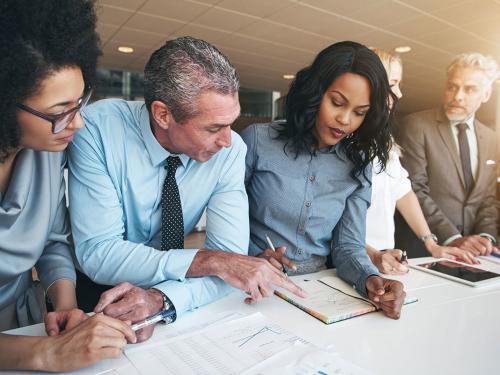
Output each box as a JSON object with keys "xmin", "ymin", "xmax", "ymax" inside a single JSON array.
[
  {"xmin": 234, "ymin": 325, "xmax": 282, "ymax": 348},
  {"xmin": 125, "ymin": 313, "xmax": 310, "ymax": 375}
]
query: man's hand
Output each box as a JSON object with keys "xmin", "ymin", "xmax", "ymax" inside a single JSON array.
[
  {"xmin": 448, "ymin": 235, "xmax": 495, "ymax": 256},
  {"xmin": 372, "ymin": 249, "xmax": 408, "ymax": 275},
  {"xmin": 257, "ymin": 246, "xmax": 297, "ymax": 272},
  {"xmin": 426, "ymin": 242, "xmax": 479, "ymax": 264},
  {"xmin": 213, "ymin": 252, "xmax": 307, "ymax": 305},
  {"xmin": 45, "ymin": 308, "xmax": 88, "ymax": 337},
  {"xmin": 94, "ymin": 282, "xmax": 164, "ymax": 342},
  {"xmin": 365, "ymin": 276, "xmax": 405, "ymax": 319}
]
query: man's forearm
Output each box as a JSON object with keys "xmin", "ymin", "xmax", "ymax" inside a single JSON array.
[{"xmin": 185, "ymin": 249, "xmax": 227, "ymax": 278}]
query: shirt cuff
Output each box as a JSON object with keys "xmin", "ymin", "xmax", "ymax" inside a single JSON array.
[
  {"xmin": 164, "ymin": 249, "xmax": 199, "ymax": 280},
  {"xmin": 479, "ymin": 233, "xmax": 497, "ymax": 244},
  {"xmin": 356, "ymin": 271, "xmax": 379, "ymax": 298},
  {"xmin": 443, "ymin": 234, "xmax": 462, "ymax": 246},
  {"xmin": 40, "ymin": 266, "xmax": 77, "ymax": 291},
  {"xmin": 342, "ymin": 258, "xmax": 380, "ymax": 298},
  {"xmin": 153, "ymin": 277, "xmax": 234, "ymax": 317}
]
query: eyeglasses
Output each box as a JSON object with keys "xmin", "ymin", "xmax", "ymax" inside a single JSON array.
[{"xmin": 16, "ymin": 88, "xmax": 93, "ymax": 134}]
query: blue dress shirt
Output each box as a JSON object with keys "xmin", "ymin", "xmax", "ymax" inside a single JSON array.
[
  {"xmin": 68, "ymin": 99, "xmax": 249, "ymax": 316},
  {"xmin": 241, "ymin": 123, "xmax": 379, "ymax": 296}
]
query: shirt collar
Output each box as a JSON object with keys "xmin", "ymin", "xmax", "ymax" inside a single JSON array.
[
  {"xmin": 449, "ymin": 114, "xmax": 475, "ymax": 130},
  {"xmin": 138, "ymin": 104, "xmax": 189, "ymax": 168},
  {"xmin": 318, "ymin": 144, "xmax": 337, "ymax": 154}
]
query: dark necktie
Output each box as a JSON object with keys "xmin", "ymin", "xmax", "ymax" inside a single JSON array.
[
  {"xmin": 456, "ymin": 123, "xmax": 473, "ymax": 194},
  {"xmin": 160, "ymin": 156, "xmax": 184, "ymax": 251}
]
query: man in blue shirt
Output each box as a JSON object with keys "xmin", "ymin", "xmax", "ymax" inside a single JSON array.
[{"xmin": 68, "ymin": 37, "xmax": 304, "ymax": 342}]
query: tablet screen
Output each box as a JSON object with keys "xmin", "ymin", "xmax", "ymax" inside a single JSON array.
[{"xmin": 418, "ymin": 260, "xmax": 500, "ymax": 283}]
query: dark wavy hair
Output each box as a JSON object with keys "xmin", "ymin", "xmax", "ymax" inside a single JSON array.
[
  {"xmin": 277, "ymin": 41, "xmax": 395, "ymax": 181},
  {"xmin": 0, "ymin": 0, "xmax": 101, "ymax": 162}
]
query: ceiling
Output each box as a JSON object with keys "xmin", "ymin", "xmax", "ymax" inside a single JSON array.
[{"xmin": 96, "ymin": 0, "xmax": 500, "ymax": 116}]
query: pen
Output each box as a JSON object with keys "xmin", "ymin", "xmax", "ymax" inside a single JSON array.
[
  {"xmin": 265, "ymin": 233, "xmax": 287, "ymax": 275},
  {"xmin": 400, "ymin": 250, "xmax": 408, "ymax": 264},
  {"xmin": 131, "ymin": 309, "xmax": 176, "ymax": 331}
]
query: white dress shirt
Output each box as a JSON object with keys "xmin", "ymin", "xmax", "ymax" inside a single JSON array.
[
  {"xmin": 449, "ymin": 116, "xmax": 478, "ymax": 180},
  {"xmin": 444, "ymin": 115, "xmax": 495, "ymax": 244}
]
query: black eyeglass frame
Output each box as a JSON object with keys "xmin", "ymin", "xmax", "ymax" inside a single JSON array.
[{"xmin": 16, "ymin": 88, "xmax": 93, "ymax": 134}]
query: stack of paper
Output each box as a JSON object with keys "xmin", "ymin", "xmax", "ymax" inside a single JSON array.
[{"xmin": 124, "ymin": 312, "xmax": 370, "ymax": 375}]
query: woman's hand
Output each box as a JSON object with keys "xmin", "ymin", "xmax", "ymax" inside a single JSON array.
[
  {"xmin": 373, "ymin": 249, "xmax": 409, "ymax": 275},
  {"xmin": 35, "ymin": 313, "xmax": 136, "ymax": 372},
  {"xmin": 257, "ymin": 246, "xmax": 297, "ymax": 273},
  {"xmin": 45, "ymin": 308, "xmax": 88, "ymax": 336},
  {"xmin": 426, "ymin": 242, "xmax": 479, "ymax": 264},
  {"xmin": 366, "ymin": 276, "xmax": 406, "ymax": 319}
]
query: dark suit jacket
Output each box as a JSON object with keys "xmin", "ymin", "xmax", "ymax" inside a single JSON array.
[{"xmin": 394, "ymin": 108, "xmax": 498, "ymax": 256}]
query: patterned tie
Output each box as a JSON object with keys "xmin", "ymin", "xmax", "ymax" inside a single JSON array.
[
  {"xmin": 160, "ymin": 156, "xmax": 184, "ymax": 251},
  {"xmin": 456, "ymin": 123, "xmax": 473, "ymax": 194}
]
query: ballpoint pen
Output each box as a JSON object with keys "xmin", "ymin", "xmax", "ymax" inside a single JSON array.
[
  {"xmin": 265, "ymin": 233, "xmax": 288, "ymax": 275},
  {"xmin": 131, "ymin": 308, "xmax": 176, "ymax": 331},
  {"xmin": 400, "ymin": 250, "xmax": 408, "ymax": 264}
]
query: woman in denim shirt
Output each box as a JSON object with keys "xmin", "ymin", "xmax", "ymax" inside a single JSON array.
[{"xmin": 242, "ymin": 41, "xmax": 405, "ymax": 319}]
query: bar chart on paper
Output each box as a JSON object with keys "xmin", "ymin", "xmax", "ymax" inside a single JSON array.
[{"xmin": 124, "ymin": 313, "xmax": 309, "ymax": 375}]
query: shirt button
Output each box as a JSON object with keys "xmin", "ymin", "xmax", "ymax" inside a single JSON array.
[
  {"xmin": 309, "ymin": 175, "xmax": 315, "ymax": 182},
  {"xmin": 305, "ymin": 201, "xmax": 311, "ymax": 207},
  {"xmin": 297, "ymin": 248, "xmax": 303, "ymax": 255},
  {"xmin": 298, "ymin": 224, "xmax": 304, "ymax": 231}
]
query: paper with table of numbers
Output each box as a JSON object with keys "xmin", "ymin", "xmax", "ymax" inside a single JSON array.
[{"xmin": 124, "ymin": 312, "xmax": 309, "ymax": 375}]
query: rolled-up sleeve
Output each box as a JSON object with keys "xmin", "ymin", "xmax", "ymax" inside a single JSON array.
[{"xmin": 332, "ymin": 169, "xmax": 379, "ymax": 297}]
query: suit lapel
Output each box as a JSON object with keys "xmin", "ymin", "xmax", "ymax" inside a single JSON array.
[
  {"xmin": 472, "ymin": 119, "xmax": 487, "ymax": 196},
  {"xmin": 436, "ymin": 109, "xmax": 466, "ymax": 188}
]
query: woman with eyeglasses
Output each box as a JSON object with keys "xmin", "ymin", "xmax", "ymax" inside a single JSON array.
[{"xmin": 0, "ymin": 0, "xmax": 135, "ymax": 371}]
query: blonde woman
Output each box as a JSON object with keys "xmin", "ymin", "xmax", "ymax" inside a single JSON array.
[{"xmin": 365, "ymin": 49, "xmax": 477, "ymax": 274}]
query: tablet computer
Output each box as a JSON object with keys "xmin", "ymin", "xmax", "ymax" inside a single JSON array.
[{"xmin": 410, "ymin": 259, "xmax": 500, "ymax": 287}]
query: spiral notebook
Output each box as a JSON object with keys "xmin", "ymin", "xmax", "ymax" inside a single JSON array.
[{"xmin": 275, "ymin": 275, "xmax": 417, "ymax": 324}]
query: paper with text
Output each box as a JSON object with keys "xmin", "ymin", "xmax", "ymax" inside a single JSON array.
[
  {"xmin": 242, "ymin": 342, "xmax": 373, "ymax": 375},
  {"xmin": 124, "ymin": 312, "xmax": 308, "ymax": 375}
]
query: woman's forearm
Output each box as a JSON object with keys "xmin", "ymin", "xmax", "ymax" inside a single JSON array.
[
  {"xmin": 0, "ymin": 334, "xmax": 46, "ymax": 370},
  {"xmin": 396, "ymin": 191, "xmax": 432, "ymax": 239},
  {"xmin": 46, "ymin": 279, "xmax": 77, "ymax": 311},
  {"xmin": 366, "ymin": 244, "xmax": 379, "ymax": 263}
]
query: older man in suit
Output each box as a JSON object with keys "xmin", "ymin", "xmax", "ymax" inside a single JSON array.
[{"xmin": 395, "ymin": 52, "xmax": 499, "ymax": 258}]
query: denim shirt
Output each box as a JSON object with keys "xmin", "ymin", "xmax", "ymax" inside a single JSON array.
[{"xmin": 241, "ymin": 123, "xmax": 379, "ymax": 296}]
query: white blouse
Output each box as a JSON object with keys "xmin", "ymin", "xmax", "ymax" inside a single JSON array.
[{"xmin": 366, "ymin": 148, "xmax": 412, "ymax": 250}]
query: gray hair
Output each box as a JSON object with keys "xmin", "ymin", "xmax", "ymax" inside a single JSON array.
[
  {"xmin": 144, "ymin": 36, "xmax": 239, "ymax": 123},
  {"xmin": 447, "ymin": 52, "xmax": 498, "ymax": 89}
]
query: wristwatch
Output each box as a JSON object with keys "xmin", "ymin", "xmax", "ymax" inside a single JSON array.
[
  {"xmin": 153, "ymin": 288, "xmax": 177, "ymax": 324},
  {"xmin": 479, "ymin": 234, "xmax": 497, "ymax": 244},
  {"xmin": 420, "ymin": 233, "xmax": 438, "ymax": 243}
]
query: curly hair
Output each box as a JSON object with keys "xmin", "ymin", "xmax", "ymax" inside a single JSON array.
[
  {"xmin": 277, "ymin": 41, "xmax": 395, "ymax": 181},
  {"xmin": 0, "ymin": 0, "xmax": 101, "ymax": 161}
]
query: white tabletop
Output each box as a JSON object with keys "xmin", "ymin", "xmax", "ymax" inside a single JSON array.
[{"xmin": 3, "ymin": 257, "xmax": 500, "ymax": 375}]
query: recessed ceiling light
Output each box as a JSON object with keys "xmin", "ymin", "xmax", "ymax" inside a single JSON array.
[
  {"xmin": 283, "ymin": 74, "xmax": 295, "ymax": 80},
  {"xmin": 118, "ymin": 46, "xmax": 134, "ymax": 54},
  {"xmin": 394, "ymin": 46, "xmax": 411, "ymax": 53}
]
